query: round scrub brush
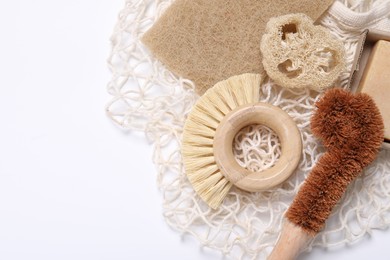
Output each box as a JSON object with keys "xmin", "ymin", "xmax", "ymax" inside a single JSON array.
[
  {"xmin": 182, "ymin": 73, "xmax": 302, "ymax": 209},
  {"xmin": 268, "ymin": 88, "xmax": 384, "ymax": 260}
]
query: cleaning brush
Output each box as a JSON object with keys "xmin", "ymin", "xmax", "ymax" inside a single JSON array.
[
  {"xmin": 268, "ymin": 88, "xmax": 384, "ymax": 260},
  {"xmin": 182, "ymin": 73, "xmax": 302, "ymax": 209}
]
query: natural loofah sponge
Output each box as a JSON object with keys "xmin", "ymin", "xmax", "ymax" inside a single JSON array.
[
  {"xmin": 260, "ymin": 13, "xmax": 346, "ymax": 91},
  {"xmin": 142, "ymin": 0, "xmax": 335, "ymax": 95}
]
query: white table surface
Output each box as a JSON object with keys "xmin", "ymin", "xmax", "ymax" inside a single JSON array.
[{"xmin": 0, "ymin": 1, "xmax": 389, "ymax": 259}]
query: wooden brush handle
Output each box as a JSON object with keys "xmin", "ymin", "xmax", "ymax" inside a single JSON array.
[
  {"xmin": 268, "ymin": 220, "xmax": 313, "ymax": 260},
  {"xmin": 213, "ymin": 103, "xmax": 302, "ymax": 191}
]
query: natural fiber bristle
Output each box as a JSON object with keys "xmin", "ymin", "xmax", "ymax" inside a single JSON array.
[
  {"xmin": 182, "ymin": 73, "xmax": 263, "ymax": 209},
  {"xmin": 286, "ymin": 88, "xmax": 384, "ymax": 235}
]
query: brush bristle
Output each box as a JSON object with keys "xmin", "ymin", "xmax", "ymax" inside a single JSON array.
[
  {"xmin": 182, "ymin": 73, "xmax": 262, "ymax": 209},
  {"xmin": 286, "ymin": 88, "xmax": 384, "ymax": 235}
]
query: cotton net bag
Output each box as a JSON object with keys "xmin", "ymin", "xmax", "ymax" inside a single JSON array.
[{"xmin": 106, "ymin": 0, "xmax": 390, "ymax": 259}]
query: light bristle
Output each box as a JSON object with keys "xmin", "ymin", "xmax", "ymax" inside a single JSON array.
[
  {"xmin": 215, "ymin": 82, "xmax": 237, "ymax": 110},
  {"xmin": 204, "ymin": 94, "xmax": 231, "ymax": 116},
  {"xmin": 182, "ymin": 135, "xmax": 213, "ymax": 147},
  {"xmin": 186, "ymin": 164, "xmax": 220, "ymax": 185},
  {"xmin": 227, "ymin": 77, "xmax": 244, "ymax": 106},
  {"xmin": 196, "ymin": 100, "xmax": 225, "ymax": 123},
  {"xmin": 190, "ymin": 109, "xmax": 220, "ymax": 130},
  {"xmin": 243, "ymin": 73, "xmax": 261, "ymax": 103},
  {"xmin": 183, "ymin": 121, "xmax": 215, "ymax": 139},
  {"xmin": 182, "ymin": 73, "xmax": 263, "ymax": 209},
  {"xmin": 191, "ymin": 171, "xmax": 233, "ymax": 209},
  {"xmin": 183, "ymin": 157, "xmax": 216, "ymax": 176}
]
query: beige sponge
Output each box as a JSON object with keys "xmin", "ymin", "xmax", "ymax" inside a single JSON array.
[
  {"xmin": 260, "ymin": 13, "xmax": 345, "ymax": 91},
  {"xmin": 142, "ymin": 0, "xmax": 335, "ymax": 95}
]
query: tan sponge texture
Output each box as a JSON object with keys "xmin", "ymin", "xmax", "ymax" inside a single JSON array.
[
  {"xmin": 260, "ymin": 13, "xmax": 346, "ymax": 91},
  {"xmin": 142, "ymin": 0, "xmax": 335, "ymax": 95}
]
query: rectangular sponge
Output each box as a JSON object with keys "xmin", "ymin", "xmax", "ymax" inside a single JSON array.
[
  {"xmin": 142, "ymin": 0, "xmax": 335, "ymax": 95},
  {"xmin": 358, "ymin": 40, "xmax": 390, "ymax": 141}
]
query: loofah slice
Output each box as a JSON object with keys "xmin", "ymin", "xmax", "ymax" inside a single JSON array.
[
  {"xmin": 260, "ymin": 13, "xmax": 346, "ymax": 91},
  {"xmin": 182, "ymin": 73, "xmax": 263, "ymax": 209}
]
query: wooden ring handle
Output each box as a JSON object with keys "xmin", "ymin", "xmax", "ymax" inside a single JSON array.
[{"xmin": 213, "ymin": 103, "xmax": 302, "ymax": 192}]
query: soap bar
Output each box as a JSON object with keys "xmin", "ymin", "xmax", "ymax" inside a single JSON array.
[{"xmin": 358, "ymin": 40, "xmax": 390, "ymax": 141}]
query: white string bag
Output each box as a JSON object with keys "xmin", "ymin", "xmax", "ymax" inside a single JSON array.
[{"xmin": 106, "ymin": 0, "xmax": 390, "ymax": 259}]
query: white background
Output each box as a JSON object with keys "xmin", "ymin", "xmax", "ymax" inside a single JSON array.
[{"xmin": 0, "ymin": 0, "xmax": 389, "ymax": 259}]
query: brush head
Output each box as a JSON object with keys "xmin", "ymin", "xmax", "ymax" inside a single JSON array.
[
  {"xmin": 286, "ymin": 88, "xmax": 384, "ymax": 235},
  {"xmin": 182, "ymin": 73, "xmax": 263, "ymax": 209},
  {"xmin": 311, "ymin": 88, "xmax": 384, "ymax": 155}
]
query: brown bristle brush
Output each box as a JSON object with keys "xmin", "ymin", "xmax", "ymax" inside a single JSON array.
[{"xmin": 268, "ymin": 88, "xmax": 384, "ymax": 260}]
